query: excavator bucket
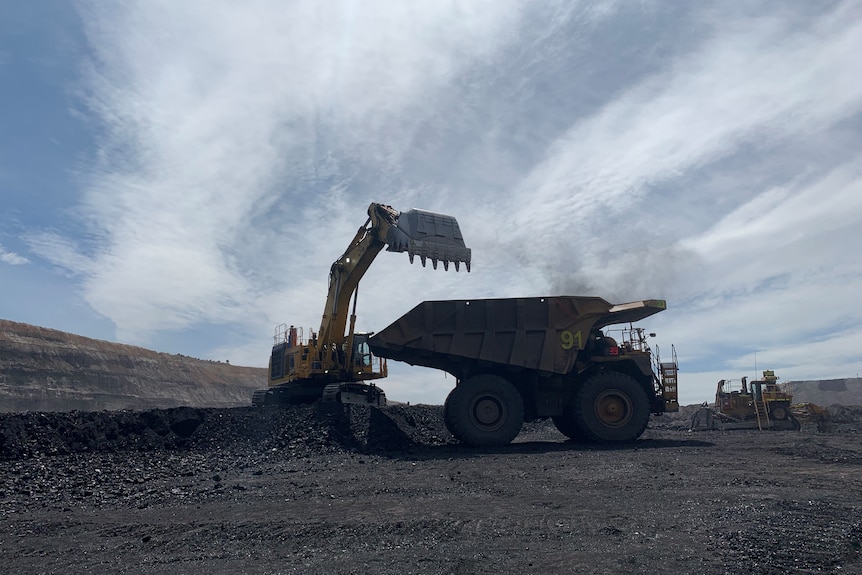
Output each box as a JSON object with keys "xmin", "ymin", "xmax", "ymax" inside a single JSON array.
[{"xmin": 386, "ymin": 208, "xmax": 472, "ymax": 272}]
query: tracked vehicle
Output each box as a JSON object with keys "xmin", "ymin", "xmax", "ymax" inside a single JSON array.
[
  {"xmin": 369, "ymin": 296, "xmax": 679, "ymax": 446},
  {"xmin": 252, "ymin": 202, "xmax": 471, "ymax": 407},
  {"xmin": 690, "ymin": 370, "xmax": 800, "ymax": 431}
]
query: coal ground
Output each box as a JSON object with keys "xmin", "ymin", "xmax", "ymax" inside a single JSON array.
[{"xmin": 2, "ymin": 404, "xmax": 862, "ymax": 575}]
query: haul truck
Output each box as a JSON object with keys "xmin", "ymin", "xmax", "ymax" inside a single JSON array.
[{"xmin": 369, "ymin": 296, "xmax": 679, "ymax": 447}]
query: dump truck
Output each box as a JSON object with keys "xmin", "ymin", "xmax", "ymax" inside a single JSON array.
[
  {"xmin": 368, "ymin": 296, "xmax": 679, "ymax": 446},
  {"xmin": 252, "ymin": 202, "xmax": 471, "ymax": 407},
  {"xmin": 689, "ymin": 370, "xmax": 800, "ymax": 431}
]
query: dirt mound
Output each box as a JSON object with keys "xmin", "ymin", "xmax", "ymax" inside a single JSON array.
[
  {"xmin": 827, "ymin": 404, "xmax": 862, "ymax": 423},
  {"xmin": 648, "ymin": 403, "xmax": 862, "ymax": 433},
  {"xmin": 786, "ymin": 377, "xmax": 862, "ymax": 406},
  {"xmin": 0, "ymin": 403, "xmax": 456, "ymax": 461}
]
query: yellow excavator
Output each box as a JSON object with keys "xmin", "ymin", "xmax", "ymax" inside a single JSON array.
[{"xmin": 252, "ymin": 202, "xmax": 471, "ymax": 407}]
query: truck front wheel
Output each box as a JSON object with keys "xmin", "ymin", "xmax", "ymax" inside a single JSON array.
[
  {"xmin": 575, "ymin": 372, "xmax": 650, "ymax": 442},
  {"xmin": 444, "ymin": 375, "xmax": 524, "ymax": 447}
]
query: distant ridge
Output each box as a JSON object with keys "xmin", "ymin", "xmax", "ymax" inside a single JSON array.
[
  {"xmin": 783, "ymin": 378, "xmax": 862, "ymax": 406},
  {"xmin": 0, "ymin": 319, "xmax": 266, "ymax": 412}
]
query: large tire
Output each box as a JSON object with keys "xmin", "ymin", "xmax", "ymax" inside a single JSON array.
[
  {"xmin": 443, "ymin": 375, "xmax": 524, "ymax": 447},
  {"xmin": 552, "ymin": 412, "xmax": 585, "ymax": 442},
  {"xmin": 770, "ymin": 405, "xmax": 789, "ymax": 421},
  {"xmin": 574, "ymin": 372, "xmax": 650, "ymax": 443}
]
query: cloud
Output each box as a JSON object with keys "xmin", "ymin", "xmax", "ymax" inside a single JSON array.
[
  {"xmin": 24, "ymin": 1, "xmax": 862, "ymax": 406},
  {"xmin": 61, "ymin": 0, "xmax": 531, "ymax": 344},
  {"xmin": 492, "ymin": 2, "xmax": 862, "ymax": 301},
  {"xmin": 25, "ymin": 232, "xmax": 90, "ymax": 271},
  {"xmin": 0, "ymin": 245, "xmax": 28, "ymax": 265}
]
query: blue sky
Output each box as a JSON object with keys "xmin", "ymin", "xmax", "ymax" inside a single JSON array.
[{"xmin": 1, "ymin": 1, "xmax": 861, "ymax": 405}]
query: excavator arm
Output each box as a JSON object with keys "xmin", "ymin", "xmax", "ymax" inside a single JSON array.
[
  {"xmin": 252, "ymin": 201, "xmax": 471, "ymax": 407},
  {"xmin": 316, "ymin": 203, "xmax": 398, "ymax": 348},
  {"xmin": 316, "ymin": 202, "xmax": 471, "ymax": 348}
]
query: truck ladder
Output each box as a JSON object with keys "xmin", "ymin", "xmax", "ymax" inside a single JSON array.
[
  {"xmin": 657, "ymin": 345, "xmax": 680, "ymax": 412},
  {"xmin": 753, "ymin": 399, "xmax": 769, "ymax": 430}
]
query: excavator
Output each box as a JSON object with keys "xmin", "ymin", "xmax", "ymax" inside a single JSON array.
[
  {"xmin": 251, "ymin": 202, "xmax": 471, "ymax": 407},
  {"xmin": 690, "ymin": 370, "xmax": 801, "ymax": 431}
]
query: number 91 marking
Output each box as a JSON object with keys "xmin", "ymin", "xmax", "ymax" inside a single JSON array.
[{"xmin": 560, "ymin": 330, "xmax": 583, "ymax": 350}]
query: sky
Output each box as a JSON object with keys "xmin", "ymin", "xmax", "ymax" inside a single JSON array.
[{"xmin": 1, "ymin": 0, "xmax": 861, "ymax": 406}]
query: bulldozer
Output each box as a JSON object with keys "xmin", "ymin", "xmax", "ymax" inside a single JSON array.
[
  {"xmin": 251, "ymin": 202, "xmax": 471, "ymax": 407},
  {"xmin": 690, "ymin": 370, "xmax": 800, "ymax": 431}
]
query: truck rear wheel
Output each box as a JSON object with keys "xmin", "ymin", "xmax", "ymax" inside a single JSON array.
[
  {"xmin": 575, "ymin": 372, "xmax": 650, "ymax": 443},
  {"xmin": 444, "ymin": 375, "xmax": 524, "ymax": 447}
]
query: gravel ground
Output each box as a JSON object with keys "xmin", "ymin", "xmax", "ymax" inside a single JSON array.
[{"xmin": 2, "ymin": 404, "xmax": 861, "ymax": 574}]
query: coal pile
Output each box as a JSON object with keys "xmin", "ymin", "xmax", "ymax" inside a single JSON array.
[
  {"xmin": 3, "ymin": 401, "xmax": 862, "ymax": 574},
  {"xmin": 0, "ymin": 403, "xmax": 456, "ymax": 461},
  {"xmin": 825, "ymin": 404, "xmax": 862, "ymax": 432}
]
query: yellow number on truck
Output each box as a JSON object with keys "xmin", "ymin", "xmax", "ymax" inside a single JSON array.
[{"xmin": 560, "ymin": 330, "xmax": 583, "ymax": 350}]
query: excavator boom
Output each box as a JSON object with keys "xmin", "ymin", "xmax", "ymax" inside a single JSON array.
[
  {"xmin": 254, "ymin": 202, "xmax": 470, "ymax": 407},
  {"xmin": 318, "ymin": 203, "xmax": 470, "ymax": 348}
]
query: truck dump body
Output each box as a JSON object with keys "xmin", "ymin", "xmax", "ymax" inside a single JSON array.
[
  {"xmin": 368, "ymin": 296, "xmax": 667, "ymax": 378},
  {"xmin": 370, "ymin": 295, "xmax": 676, "ymax": 446}
]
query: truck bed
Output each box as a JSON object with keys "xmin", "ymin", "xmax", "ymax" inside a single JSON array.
[{"xmin": 368, "ymin": 296, "xmax": 666, "ymax": 377}]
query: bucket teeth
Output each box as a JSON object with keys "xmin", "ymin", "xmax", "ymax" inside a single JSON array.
[{"xmin": 386, "ymin": 208, "xmax": 472, "ymax": 272}]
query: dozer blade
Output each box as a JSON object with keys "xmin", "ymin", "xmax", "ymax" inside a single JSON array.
[{"xmin": 386, "ymin": 208, "xmax": 472, "ymax": 272}]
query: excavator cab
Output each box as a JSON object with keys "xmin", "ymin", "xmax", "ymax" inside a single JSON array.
[{"xmin": 352, "ymin": 334, "xmax": 373, "ymax": 368}]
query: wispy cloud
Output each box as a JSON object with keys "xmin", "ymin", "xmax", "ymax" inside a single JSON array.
[
  {"xmin": 495, "ymin": 2, "xmax": 862, "ymax": 299},
  {"xmin": 0, "ymin": 245, "xmax": 28, "ymax": 265},
  {"xmin": 62, "ymin": 0, "xmax": 527, "ymax": 343},
  {"xmin": 22, "ymin": 0, "xmax": 862, "ymax": 402}
]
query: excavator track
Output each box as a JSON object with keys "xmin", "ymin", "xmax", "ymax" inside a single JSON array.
[
  {"xmin": 251, "ymin": 389, "xmax": 270, "ymax": 407},
  {"xmin": 253, "ymin": 382, "xmax": 386, "ymax": 407},
  {"xmin": 322, "ymin": 382, "xmax": 387, "ymax": 407}
]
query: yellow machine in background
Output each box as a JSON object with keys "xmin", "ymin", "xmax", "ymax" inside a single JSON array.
[
  {"xmin": 252, "ymin": 202, "xmax": 471, "ymax": 407},
  {"xmin": 790, "ymin": 402, "xmax": 831, "ymax": 430},
  {"xmin": 690, "ymin": 370, "xmax": 800, "ymax": 431}
]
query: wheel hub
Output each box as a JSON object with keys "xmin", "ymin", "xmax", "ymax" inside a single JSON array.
[
  {"xmin": 472, "ymin": 396, "xmax": 504, "ymax": 428},
  {"xmin": 595, "ymin": 390, "xmax": 633, "ymax": 427}
]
